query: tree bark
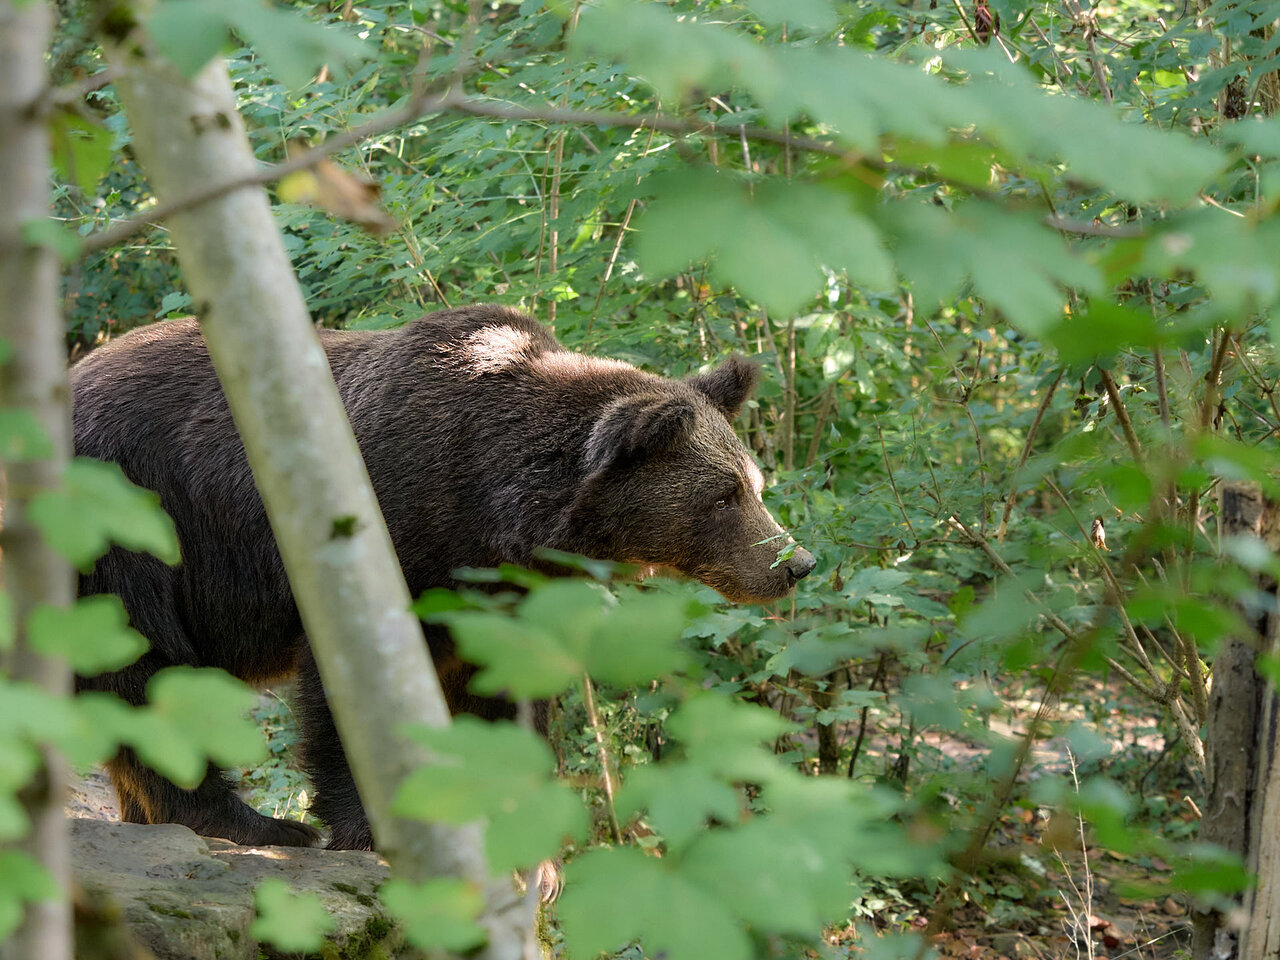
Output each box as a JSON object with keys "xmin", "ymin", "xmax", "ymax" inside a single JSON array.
[
  {"xmin": 108, "ymin": 51, "xmax": 534, "ymax": 958},
  {"xmin": 0, "ymin": 4, "xmax": 74, "ymax": 960},
  {"xmin": 1193, "ymin": 484, "xmax": 1280, "ymax": 960}
]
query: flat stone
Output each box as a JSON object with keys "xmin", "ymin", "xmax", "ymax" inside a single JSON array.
[{"xmin": 71, "ymin": 817, "xmax": 399, "ymax": 960}]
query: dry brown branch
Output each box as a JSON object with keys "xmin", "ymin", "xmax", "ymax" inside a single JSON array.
[
  {"xmin": 580, "ymin": 673, "xmax": 624, "ymax": 845},
  {"xmin": 1098, "ymin": 367, "xmax": 1144, "ymax": 465}
]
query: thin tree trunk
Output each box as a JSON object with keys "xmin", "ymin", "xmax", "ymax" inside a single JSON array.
[
  {"xmin": 1193, "ymin": 483, "xmax": 1280, "ymax": 960},
  {"xmin": 0, "ymin": 4, "xmax": 74, "ymax": 960},
  {"xmin": 1240, "ymin": 489, "xmax": 1280, "ymax": 960},
  {"xmin": 108, "ymin": 52, "xmax": 534, "ymax": 957}
]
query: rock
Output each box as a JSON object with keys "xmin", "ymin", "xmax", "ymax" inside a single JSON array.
[{"xmin": 71, "ymin": 818, "xmax": 399, "ymax": 960}]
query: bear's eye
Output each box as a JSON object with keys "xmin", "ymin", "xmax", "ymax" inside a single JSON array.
[{"xmin": 715, "ymin": 498, "xmax": 729, "ymax": 510}]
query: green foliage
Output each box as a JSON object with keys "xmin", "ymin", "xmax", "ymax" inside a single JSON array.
[
  {"xmin": 76, "ymin": 668, "xmax": 267, "ymax": 789},
  {"xmin": 30, "ymin": 0, "xmax": 1280, "ymax": 951},
  {"xmin": 148, "ymin": 0, "xmax": 368, "ymax": 88},
  {"xmin": 380, "ymin": 877, "xmax": 487, "ymax": 953},
  {"xmin": 26, "ymin": 596, "xmax": 146, "ymax": 675},
  {"xmin": 248, "ymin": 878, "xmax": 335, "ymax": 953},
  {"xmin": 426, "ymin": 581, "xmax": 692, "ymax": 697},
  {"xmin": 0, "ymin": 851, "xmax": 59, "ymax": 943},
  {"xmin": 392, "ymin": 716, "xmax": 587, "ymax": 873},
  {"xmin": 28, "ymin": 457, "xmax": 179, "ymax": 570}
]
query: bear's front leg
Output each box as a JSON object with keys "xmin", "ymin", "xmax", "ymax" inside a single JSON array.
[{"xmin": 106, "ymin": 749, "xmax": 321, "ymax": 847}]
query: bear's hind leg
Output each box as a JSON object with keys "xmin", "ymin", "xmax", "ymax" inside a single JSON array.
[
  {"xmin": 105, "ymin": 748, "xmax": 321, "ymax": 847},
  {"xmin": 294, "ymin": 648, "xmax": 373, "ymax": 850}
]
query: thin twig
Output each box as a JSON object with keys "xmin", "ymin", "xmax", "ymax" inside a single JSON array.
[
  {"xmin": 997, "ymin": 367, "xmax": 1065, "ymax": 541},
  {"xmin": 876, "ymin": 418, "xmax": 918, "ymax": 544}
]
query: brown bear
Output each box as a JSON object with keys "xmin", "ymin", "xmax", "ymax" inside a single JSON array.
[{"xmin": 71, "ymin": 305, "xmax": 816, "ymax": 850}]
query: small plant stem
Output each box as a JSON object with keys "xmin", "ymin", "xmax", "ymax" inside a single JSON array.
[
  {"xmin": 782, "ymin": 316, "xmax": 796, "ymax": 471},
  {"xmin": 847, "ymin": 653, "xmax": 888, "ymax": 779},
  {"xmin": 876, "ymin": 418, "xmax": 918, "ymax": 544},
  {"xmin": 580, "ymin": 673, "xmax": 624, "ymax": 845},
  {"xmin": 996, "ymin": 367, "xmax": 1065, "ymax": 541},
  {"xmin": 804, "ymin": 385, "xmax": 837, "ymax": 468}
]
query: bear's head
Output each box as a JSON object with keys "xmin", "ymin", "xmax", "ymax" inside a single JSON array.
[{"xmin": 563, "ymin": 355, "xmax": 816, "ymax": 604}]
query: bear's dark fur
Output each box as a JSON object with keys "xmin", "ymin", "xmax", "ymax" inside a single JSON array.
[{"xmin": 71, "ymin": 305, "xmax": 815, "ymax": 850}]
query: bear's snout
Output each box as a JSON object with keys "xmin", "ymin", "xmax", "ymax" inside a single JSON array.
[{"xmin": 784, "ymin": 546, "xmax": 816, "ymax": 582}]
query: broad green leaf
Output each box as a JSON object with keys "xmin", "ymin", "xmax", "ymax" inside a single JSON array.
[
  {"xmin": 586, "ymin": 589, "xmax": 690, "ymax": 685},
  {"xmin": 747, "ymin": 0, "xmax": 839, "ymax": 31},
  {"xmin": 0, "ymin": 410, "xmax": 53, "ymax": 462},
  {"xmin": 637, "ymin": 170, "xmax": 891, "ymax": 315},
  {"xmin": 559, "ymin": 847, "xmax": 752, "ymax": 960},
  {"xmin": 27, "ymin": 596, "xmax": 147, "ymax": 675},
  {"xmin": 445, "ymin": 612, "xmax": 580, "ymax": 698},
  {"xmin": 380, "ymin": 878, "xmax": 486, "ymax": 953},
  {"xmin": 229, "ymin": 3, "xmax": 368, "ymax": 90},
  {"xmin": 1046, "ymin": 302, "xmax": 1163, "ymax": 366},
  {"xmin": 249, "ymin": 879, "xmax": 334, "ymax": 953},
  {"xmin": 0, "ymin": 851, "xmax": 59, "ymax": 942},
  {"xmin": 50, "ymin": 111, "xmax": 113, "ymax": 196},
  {"xmin": 148, "ymin": 667, "xmax": 265, "ymax": 770},
  {"xmin": 76, "ymin": 670, "xmax": 267, "ymax": 788},
  {"xmin": 0, "ymin": 592, "xmax": 11, "ymax": 651},
  {"xmin": 27, "ymin": 458, "xmax": 179, "ymax": 570},
  {"xmin": 392, "ymin": 718, "xmax": 587, "ymax": 871},
  {"xmin": 618, "ymin": 761, "xmax": 742, "ymax": 852},
  {"xmin": 147, "ymin": 0, "xmax": 232, "ymax": 79},
  {"xmin": 681, "ymin": 819, "xmax": 853, "ymax": 935},
  {"xmin": 666, "ymin": 692, "xmax": 794, "ymax": 782},
  {"xmin": 574, "ymin": 0, "xmax": 773, "ymax": 105}
]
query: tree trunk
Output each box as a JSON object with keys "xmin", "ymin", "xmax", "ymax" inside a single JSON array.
[
  {"xmin": 0, "ymin": 4, "xmax": 74, "ymax": 960},
  {"xmin": 108, "ymin": 52, "xmax": 535, "ymax": 958},
  {"xmin": 1193, "ymin": 483, "xmax": 1280, "ymax": 960}
]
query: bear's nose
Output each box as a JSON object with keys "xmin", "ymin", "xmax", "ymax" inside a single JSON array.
[{"xmin": 785, "ymin": 546, "xmax": 816, "ymax": 581}]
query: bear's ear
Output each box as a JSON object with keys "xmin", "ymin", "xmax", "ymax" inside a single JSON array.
[
  {"xmin": 687, "ymin": 354, "xmax": 759, "ymax": 419},
  {"xmin": 585, "ymin": 394, "xmax": 697, "ymax": 473}
]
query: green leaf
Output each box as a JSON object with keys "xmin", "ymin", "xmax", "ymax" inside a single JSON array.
[
  {"xmin": 380, "ymin": 878, "xmax": 486, "ymax": 954},
  {"xmin": 0, "ymin": 851, "xmax": 59, "ymax": 942},
  {"xmin": 50, "ymin": 111, "xmax": 113, "ymax": 196},
  {"xmin": 681, "ymin": 818, "xmax": 853, "ymax": 935},
  {"xmin": 79, "ymin": 669, "xmax": 266, "ymax": 788},
  {"xmin": 147, "ymin": 0, "xmax": 233, "ymax": 79},
  {"xmin": 27, "ymin": 457, "xmax": 180, "ymax": 570},
  {"xmin": 249, "ymin": 879, "xmax": 334, "ymax": 953},
  {"xmin": 20, "ymin": 219, "xmax": 82, "ymax": 263},
  {"xmin": 585, "ymin": 589, "xmax": 690, "ymax": 685},
  {"xmin": 667, "ymin": 692, "xmax": 795, "ymax": 782},
  {"xmin": 26, "ymin": 596, "xmax": 147, "ymax": 675},
  {"xmin": 559, "ymin": 847, "xmax": 752, "ymax": 960},
  {"xmin": 392, "ymin": 717, "xmax": 587, "ymax": 871},
  {"xmin": 0, "ymin": 592, "xmax": 12, "ymax": 652},
  {"xmin": 637, "ymin": 170, "xmax": 891, "ymax": 315},
  {"xmin": 747, "ymin": 0, "xmax": 839, "ymax": 32},
  {"xmin": 229, "ymin": 3, "xmax": 369, "ymax": 90},
  {"xmin": 0, "ymin": 410, "xmax": 53, "ymax": 462},
  {"xmin": 445, "ymin": 611, "xmax": 580, "ymax": 698},
  {"xmin": 618, "ymin": 761, "xmax": 742, "ymax": 852}
]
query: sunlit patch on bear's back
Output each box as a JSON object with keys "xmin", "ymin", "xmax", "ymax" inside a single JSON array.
[{"xmin": 460, "ymin": 324, "xmax": 535, "ymax": 373}]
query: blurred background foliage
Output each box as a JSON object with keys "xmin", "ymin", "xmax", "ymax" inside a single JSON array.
[{"xmin": 38, "ymin": 0, "xmax": 1280, "ymax": 954}]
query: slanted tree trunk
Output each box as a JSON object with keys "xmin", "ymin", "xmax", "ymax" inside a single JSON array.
[
  {"xmin": 0, "ymin": 4, "xmax": 74, "ymax": 960},
  {"xmin": 108, "ymin": 51, "xmax": 535, "ymax": 959},
  {"xmin": 1193, "ymin": 483, "xmax": 1280, "ymax": 960}
]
